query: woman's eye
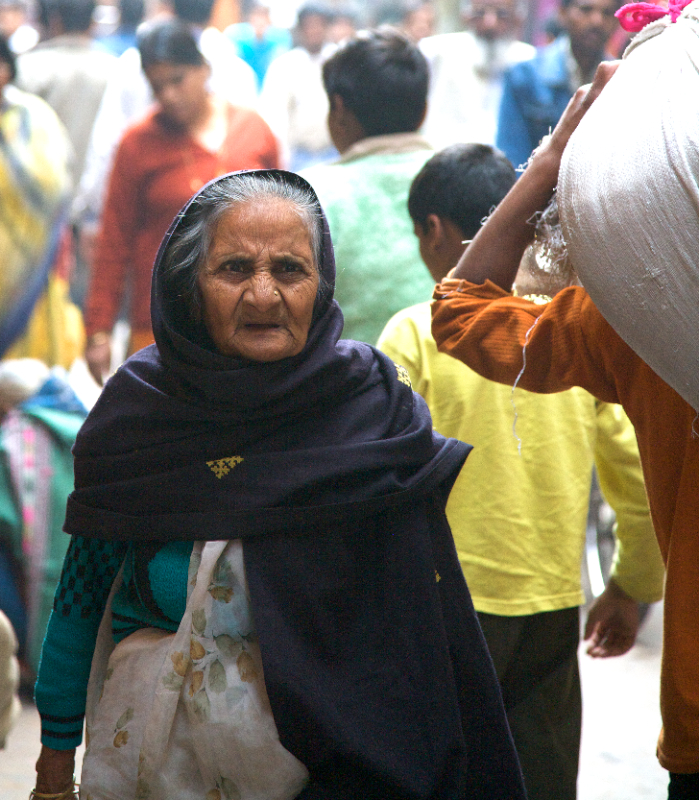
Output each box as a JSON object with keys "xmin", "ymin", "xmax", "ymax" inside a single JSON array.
[{"xmin": 221, "ymin": 261, "xmax": 246, "ymax": 273}]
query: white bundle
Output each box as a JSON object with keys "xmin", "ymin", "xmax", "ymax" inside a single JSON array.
[{"xmin": 558, "ymin": 2, "xmax": 699, "ymax": 410}]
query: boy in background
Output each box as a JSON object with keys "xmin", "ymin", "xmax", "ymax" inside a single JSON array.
[{"xmin": 377, "ymin": 143, "xmax": 664, "ymax": 800}]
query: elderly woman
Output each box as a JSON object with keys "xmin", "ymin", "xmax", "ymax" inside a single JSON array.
[{"xmin": 32, "ymin": 170, "xmax": 525, "ymax": 800}]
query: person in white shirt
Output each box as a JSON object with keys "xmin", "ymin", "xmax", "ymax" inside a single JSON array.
[
  {"xmin": 257, "ymin": 2, "xmax": 337, "ymax": 170},
  {"xmin": 420, "ymin": 0, "xmax": 534, "ymax": 148}
]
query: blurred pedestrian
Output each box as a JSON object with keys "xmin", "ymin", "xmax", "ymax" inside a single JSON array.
[
  {"xmin": 420, "ymin": 0, "xmax": 534, "ymax": 148},
  {"xmin": 0, "ymin": 35, "xmax": 84, "ymax": 369},
  {"xmin": 82, "ymin": 19, "xmax": 278, "ymax": 385},
  {"xmin": 0, "ymin": 610, "xmax": 20, "ymax": 749},
  {"xmin": 16, "ymin": 0, "xmax": 116, "ymax": 188},
  {"xmin": 0, "ymin": 359, "xmax": 87, "ymax": 680},
  {"xmin": 73, "ymin": 0, "xmax": 257, "ymax": 278},
  {"xmin": 302, "ymin": 27, "xmax": 434, "ymax": 345},
  {"xmin": 97, "ymin": 0, "xmax": 145, "ymax": 56},
  {"xmin": 0, "ymin": 0, "xmax": 38, "ymax": 53},
  {"xmin": 496, "ymin": 0, "xmax": 621, "ymax": 169},
  {"xmin": 224, "ymin": 2, "xmax": 291, "ymax": 90},
  {"xmin": 257, "ymin": 2, "xmax": 336, "ymax": 170}
]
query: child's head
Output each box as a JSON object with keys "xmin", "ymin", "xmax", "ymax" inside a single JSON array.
[{"xmin": 408, "ymin": 143, "xmax": 515, "ymax": 282}]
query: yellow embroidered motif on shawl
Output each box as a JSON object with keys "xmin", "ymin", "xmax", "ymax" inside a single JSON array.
[
  {"xmin": 395, "ymin": 364, "xmax": 412, "ymax": 388},
  {"xmin": 207, "ymin": 457, "xmax": 244, "ymax": 479}
]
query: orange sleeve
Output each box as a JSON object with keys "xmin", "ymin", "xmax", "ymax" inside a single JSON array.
[{"xmin": 431, "ymin": 278, "xmax": 633, "ymax": 405}]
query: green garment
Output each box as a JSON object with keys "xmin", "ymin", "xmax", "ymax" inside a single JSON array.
[{"xmin": 303, "ymin": 142, "xmax": 435, "ymax": 345}]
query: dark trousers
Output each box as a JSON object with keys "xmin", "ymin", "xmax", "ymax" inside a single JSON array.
[
  {"xmin": 478, "ymin": 607, "xmax": 581, "ymax": 800},
  {"xmin": 669, "ymin": 772, "xmax": 699, "ymax": 799}
]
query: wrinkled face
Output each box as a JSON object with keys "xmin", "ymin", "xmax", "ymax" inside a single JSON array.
[
  {"xmin": 144, "ymin": 61, "xmax": 210, "ymax": 128},
  {"xmin": 198, "ymin": 198, "xmax": 319, "ymax": 362},
  {"xmin": 562, "ymin": 0, "xmax": 618, "ymax": 58},
  {"xmin": 465, "ymin": 0, "xmax": 520, "ymax": 40}
]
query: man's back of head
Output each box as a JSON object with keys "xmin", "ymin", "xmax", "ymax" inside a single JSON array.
[
  {"xmin": 408, "ymin": 143, "xmax": 515, "ymax": 280},
  {"xmin": 40, "ymin": 0, "xmax": 95, "ymax": 34},
  {"xmin": 172, "ymin": 0, "xmax": 214, "ymax": 27},
  {"xmin": 322, "ymin": 27, "xmax": 428, "ymax": 149},
  {"xmin": 409, "ymin": 143, "xmax": 515, "ymax": 241}
]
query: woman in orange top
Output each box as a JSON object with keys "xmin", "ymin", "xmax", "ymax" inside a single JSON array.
[{"xmin": 84, "ymin": 18, "xmax": 279, "ymax": 385}]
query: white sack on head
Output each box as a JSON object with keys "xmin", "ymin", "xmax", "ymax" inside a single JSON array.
[{"xmin": 558, "ymin": 3, "xmax": 699, "ymax": 411}]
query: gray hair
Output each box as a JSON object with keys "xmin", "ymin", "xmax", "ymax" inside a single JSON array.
[{"xmin": 160, "ymin": 172, "xmax": 325, "ymax": 322}]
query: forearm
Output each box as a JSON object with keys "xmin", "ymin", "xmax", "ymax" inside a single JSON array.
[
  {"xmin": 35, "ymin": 746, "xmax": 76, "ymax": 795},
  {"xmin": 450, "ymin": 63, "xmax": 620, "ymax": 290},
  {"xmin": 449, "ymin": 146, "xmax": 560, "ymax": 289}
]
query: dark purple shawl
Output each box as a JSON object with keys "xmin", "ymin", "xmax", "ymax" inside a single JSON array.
[{"xmin": 64, "ymin": 171, "xmax": 525, "ymax": 799}]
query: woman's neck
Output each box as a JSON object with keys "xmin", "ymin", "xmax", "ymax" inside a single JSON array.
[{"xmin": 188, "ymin": 95, "xmax": 227, "ymax": 153}]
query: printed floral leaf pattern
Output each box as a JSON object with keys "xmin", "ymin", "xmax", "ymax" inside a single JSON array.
[
  {"xmin": 192, "ymin": 608, "xmax": 207, "ymax": 635},
  {"xmin": 213, "ymin": 557, "xmax": 234, "ymax": 584},
  {"xmin": 191, "ymin": 687, "xmax": 211, "ymax": 722},
  {"xmin": 136, "ymin": 776, "xmax": 151, "ymax": 800},
  {"xmin": 190, "ymin": 637, "xmax": 207, "ymax": 661},
  {"xmin": 237, "ymin": 651, "xmax": 257, "ymax": 683},
  {"xmin": 189, "ymin": 670, "xmax": 204, "ymax": 697},
  {"xmin": 209, "ymin": 585, "xmax": 234, "ymax": 603},
  {"xmin": 113, "ymin": 729, "xmax": 129, "ymax": 747},
  {"xmin": 171, "ymin": 650, "xmax": 190, "ymax": 677},
  {"xmin": 115, "ymin": 707, "xmax": 134, "ymax": 729},
  {"xmin": 215, "ymin": 634, "xmax": 242, "ymax": 659},
  {"xmin": 209, "ymin": 659, "xmax": 227, "ymax": 693},
  {"xmin": 162, "ymin": 670, "xmax": 184, "ymax": 691},
  {"xmin": 220, "ymin": 776, "xmax": 241, "ymax": 800}
]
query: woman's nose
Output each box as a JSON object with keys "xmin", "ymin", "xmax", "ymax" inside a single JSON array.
[{"xmin": 244, "ymin": 273, "xmax": 280, "ymax": 309}]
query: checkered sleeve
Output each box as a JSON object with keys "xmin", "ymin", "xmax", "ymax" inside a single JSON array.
[{"xmin": 35, "ymin": 534, "xmax": 127, "ymax": 749}]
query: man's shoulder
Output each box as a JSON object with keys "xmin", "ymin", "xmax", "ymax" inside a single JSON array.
[{"xmin": 506, "ymin": 37, "xmax": 570, "ymax": 86}]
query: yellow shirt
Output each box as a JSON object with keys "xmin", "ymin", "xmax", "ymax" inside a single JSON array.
[{"xmin": 378, "ymin": 302, "xmax": 664, "ymax": 615}]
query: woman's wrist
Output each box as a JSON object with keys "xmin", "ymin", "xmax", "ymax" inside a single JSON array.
[{"xmin": 34, "ymin": 746, "xmax": 76, "ymax": 796}]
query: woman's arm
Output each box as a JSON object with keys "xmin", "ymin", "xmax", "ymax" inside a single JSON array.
[{"xmin": 450, "ymin": 61, "xmax": 620, "ymax": 290}]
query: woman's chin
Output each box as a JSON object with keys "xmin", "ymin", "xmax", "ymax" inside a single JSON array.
[{"xmin": 219, "ymin": 330, "xmax": 304, "ymax": 362}]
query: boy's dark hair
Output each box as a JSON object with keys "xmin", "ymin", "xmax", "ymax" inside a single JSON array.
[
  {"xmin": 297, "ymin": 3, "xmax": 333, "ymax": 24},
  {"xmin": 172, "ymin": 0, "xmax": 215, "ymax": 25},
  {"xmin": 138, "ymin": 18, "xmax": 205, "ymax": 69},
  {"xmin": 119, "ymin": 0, "xmax": 145, "ymax": 27},
  {"xmin": 42, "ymin": 0, "xmax": 95, "ymax": 32},
  {"xmin": 322, "ymin": 27, "xmax": 428, "ymax": 137},
  {"xmin": 0, "ymin": 34, "xmax": 16, "ymax": 81},
  {"xmin": 408, "ymin": 143, "xmax": 516, "ymax": 240}
]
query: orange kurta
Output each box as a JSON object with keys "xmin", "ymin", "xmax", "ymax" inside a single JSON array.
[
  {"xmin": 432, "ymin": 278, "xmax": 698, "ymax": 773},
  {"xmin": 85, "ymin": 104, "xmax": 279, "ymax": 339}
]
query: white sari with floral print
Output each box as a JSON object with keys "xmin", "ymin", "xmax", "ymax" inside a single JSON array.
[{"xmin": 80, "ymin": 540, "xmax": 309, "ymax": 800}]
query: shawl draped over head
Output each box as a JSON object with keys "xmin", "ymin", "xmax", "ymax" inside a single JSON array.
[{"xmin": 64, "ymin": 170, "xmax": 525, "ymax": 799}]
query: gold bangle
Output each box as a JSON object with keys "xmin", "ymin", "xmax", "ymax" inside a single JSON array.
[
  {"xmin": 86, "ymin": 331, "xmax": 110, "ymax": 347},
  {"xmin": 29, "ymin": 780, "xmax": 79, "ymax": 800}
]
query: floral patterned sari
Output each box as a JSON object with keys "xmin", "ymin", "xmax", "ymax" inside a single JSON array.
[{"xmin": 80, "ymin": 540, "xmax": 308, "ymax": 800}]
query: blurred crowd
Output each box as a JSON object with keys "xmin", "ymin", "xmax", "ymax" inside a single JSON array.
[{"xmin": 0, "ymin": 0, "xmax": 677, "ymax": 798}]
